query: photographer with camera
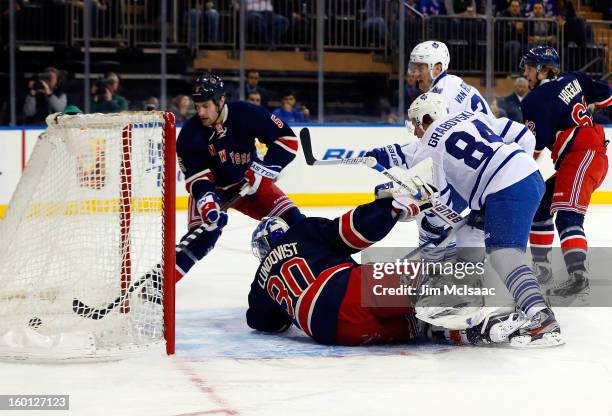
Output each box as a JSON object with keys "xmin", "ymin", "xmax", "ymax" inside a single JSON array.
[
  {"xmin": 91, "ymin": 72, "xmax": 129, "ymax": 113},
  {"xmin": 23, "ymin": 67, "xmax": 67, "ymax": 125}
]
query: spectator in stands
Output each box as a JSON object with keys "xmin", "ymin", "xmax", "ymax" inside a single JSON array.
[
  {"xmin": 245, "ymin": 0, "xmax": 289, "ymax": 46},
  {"xmin": 247, "ymin": 91, "xmax": 262, "ymax": 106},
  {"xmin": 23, "ymin": 67, "xmax": 67, "ymax": 125},
  {"xmin": 68, "ymin": 0, "xmax": 116, "ymax": 40},
  {"xmin": 416, "ymin": 0, "xmax": 447, "ymax": 16},
  {"xmin": 91, "ymin": 72, "xmax": 128, "ymax": 113},
  {"xmin": 500, "ymin": 76, "xmax": 529, "ymax": 122},
  {"xmin": 494, "ymin": 0, "xmax": 512, "ymax": 15},
  {"xmin": 272, "ymin": 90, "xmax": 309, "ymax": 123},
  {"xmin": 245, "ymin": 69, "xmax": 269, "ymax": 107},
  {"xmin": 281, "ymin": 0, "xmax": 309, "ymax": 44},
  {"xmin": 170, "ymin": 94, "xmax": 195, "ymax": 123},
  {"xmin": 364, "ymin": 0, "xmax": 387, "ymax": 44},
  {"xmin": 187, "ymin": 1, "xmax": 220, "ymax": 49},
  {"xmin": 445, "ymin": 0, "xmax": 476, "ymax": 15},
  {"xmin": 497, "ymin": 0, "xmax": 526, "ymax": 71},
  {"xmin": 404, "ymin": 72, "xmax": 422, "ymax": 108},
  {"xmin": 556, "ymin": 0, "xmax": 586, "ymax": 47},
  {"xmin": 490, "ymin": 98, "xmax": 508, "ymax": 118},
  {"xmin": 144, "ymin": 96, "xmax": 159, "ymax": 111},
  {"xmin": 524, "ymin": 0, "xmax": 557, "ymax": 16},
  {"xmin": 527, "ymin": 1, "xmax": 556, "ymax": 46}
]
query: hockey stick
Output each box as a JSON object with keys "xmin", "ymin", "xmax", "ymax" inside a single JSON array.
[
  {"xmin": 400, "ymin": 217, "xmax": 468, "ymax": 262},
  {"xmin": 72, "ymin": 184, "xmax": 250, "ymax": 320},
  {"xmin": 299, "ymin": 128, "xmax": 464, "ymax": 228}
]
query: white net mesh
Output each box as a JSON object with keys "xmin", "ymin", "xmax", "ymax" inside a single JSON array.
[{"xmin": 0, "ymin": 112, "xmax": 173, "ymax": 361}]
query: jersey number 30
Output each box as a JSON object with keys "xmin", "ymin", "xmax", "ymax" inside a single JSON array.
[{"xmin": 266, "ymin": 257, "xmax": 315, "ymax": 317}]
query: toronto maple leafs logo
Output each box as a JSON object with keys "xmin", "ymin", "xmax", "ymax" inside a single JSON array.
[
  {"xmin": 432, "ymin": 42, "xmax": 439, "ymax": 48},
  {"xmin": 420, "ymin": 94, "xmax": 429, "ymax": 100}
]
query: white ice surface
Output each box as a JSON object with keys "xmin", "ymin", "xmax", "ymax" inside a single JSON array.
[{"xmin": 2, "ymin": 207, "xmax": 612, "ymax": 416}]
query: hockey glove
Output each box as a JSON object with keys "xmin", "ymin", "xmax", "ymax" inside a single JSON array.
[
  {"xmin": 375, "ymin": 176, "xmax": 439, "ymax": 202},
  {"xmin": 244, "ymin": 160, "xmax": 281, "ymax": 196},
  {"xmin": 365, "ymin": 144, "xmax": 406, "ymax": 170},
  {"xmin": 391, "ymin": 190, "xmax": 433, "ymax": 222},
  {"xmin": 196, "ymin": 192, "xmax": 228, "ymax": 231}
]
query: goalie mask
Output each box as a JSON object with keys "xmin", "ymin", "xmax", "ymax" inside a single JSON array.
[
  {"xmin": 408, "ymin": 41, "xmax": 450, "ymax": 82},
  {"xmin": 252, "ymin": 217, "xmax": 290, "ymax": 261},
  {"xmin": 408, "ymin": 93, "xmax": 449, "ymax": 130}
]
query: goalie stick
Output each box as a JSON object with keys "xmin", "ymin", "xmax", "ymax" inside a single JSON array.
[
  {"xmin": 72, "ymin": 184, "xmax": 250, "ymax": 320},
  {"xmin": 299, "ymin": 127, "xmax": 464, "ymax": 228}
]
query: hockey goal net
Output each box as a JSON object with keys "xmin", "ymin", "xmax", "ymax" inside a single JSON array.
[{"xmin": 0, "ymin": 112, "xmax": 176, "ymax": 361}]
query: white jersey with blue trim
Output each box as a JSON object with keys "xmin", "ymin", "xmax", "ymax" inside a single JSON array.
[
  {"xmin": 489, "ymin": 116, "xmax": 536, "ymax": 155},
  {"xmin": 429, "ymin": 71, "xmax": 492, "ymax": 117},
  {"xmin": 412, "ymin": 111, "xmax": 538, "ymax": 210},
  {"xmin": 396, "ymin": 116, "xmax": 534, "ymax": 172}
]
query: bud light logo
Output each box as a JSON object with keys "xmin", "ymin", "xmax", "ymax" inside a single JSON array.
[{"xmin": 322, "ymin": 148, "xmax": 367, "ymax": 160}]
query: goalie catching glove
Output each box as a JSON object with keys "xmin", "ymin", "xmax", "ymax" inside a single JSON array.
[
  {"xmin": 243, "ymin": 160, "xmax": 281, "ymax": 195},
  {"xmin": 196, "ymin": 192, "xmax": 228, "ymax": 231}
]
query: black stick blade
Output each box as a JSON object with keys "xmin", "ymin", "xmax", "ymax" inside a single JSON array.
[
  {"xmin": 72, "ymin": 298, "xmax": 108, "ymax": 320},
  {"xmin": 299, "ymin": 128, "xmax": 316, "ymax": 165}
]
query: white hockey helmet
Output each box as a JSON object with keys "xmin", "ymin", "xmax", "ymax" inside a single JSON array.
[
  {"xmin": 408, "ymin": 41, "xmax": 450, "ymax": 81},
  {"xmin": 407, "ymin": 93, "xmax": 449, "ymax": 128}
]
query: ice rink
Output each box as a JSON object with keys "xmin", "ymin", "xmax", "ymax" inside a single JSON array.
[{"xmin": 2, "ymin": 206, "xmax": 612, "ymax": 416}]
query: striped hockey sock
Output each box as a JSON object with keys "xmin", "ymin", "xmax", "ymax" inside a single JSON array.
[
  {"xmin": 530, "ymin": 219, "xmax": 554, "ymax": 263},
  {"xmin": 559, "ymin": 226, "xmax": 588, "ymax": 274},
  {"xmin": 505, "ymin": 265, "xmax": 547, "ymax": 318}
]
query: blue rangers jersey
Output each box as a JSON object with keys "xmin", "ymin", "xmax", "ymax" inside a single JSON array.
[
  {"xmin": 521, "ymin": 72, "xmax": 611, "ymax": 162},
  {"xmin": 177, "ymin": 101, "xmax": 299, "ymax": 202},
  {"xmin": 246, "ymin": 199, "xmax": 398, "ymax": 344},
  {"xmin": 412, "ymin": 111, "xmax": 539, "ymax": 210},
  {"xmin": 430, "ymin": 71, "xmax": 492, "ymax": 116}
]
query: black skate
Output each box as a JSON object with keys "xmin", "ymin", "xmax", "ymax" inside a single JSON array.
[
  {"xmin": 533, "ymin": 260, "xmax": 553, "ymax": 285},
  {"xmin": 509, "ymin": 308, "xmax": 564, "ymax": 347},
  {"xmin": 546, "ymin": 270, "xmax": 589, "ymax": 297}
]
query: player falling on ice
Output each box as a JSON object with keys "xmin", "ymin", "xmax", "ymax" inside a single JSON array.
[
  {"xmin": 246, "ymin": 193, "xmax": 527, "ymax": 347},
  {"xmin": 141, "ymin": 74, "xmax": 303, "ymax": 301},
  {"xmin": 520, "ymin": 46, "xmax": 611, "ymax": 298},
  {"xmin": 405, "ymin": 92, "xmax": 563, "ymax": 347}
]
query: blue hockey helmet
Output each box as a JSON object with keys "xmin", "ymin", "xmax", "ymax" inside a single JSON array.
[
  {"xmin": 251, "ymin": 217, "xmax": 290, "ymax": 261},
  {"xmin": 192, "ymin": 73, "xmax": 226, "ymax": 104},
  {"xmin": 520, "ymin": 46, "xmax": 560, "ymax": 73}
]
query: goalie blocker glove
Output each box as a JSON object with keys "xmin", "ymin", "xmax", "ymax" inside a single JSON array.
[{"xmin": 196, "ymin": 192, "xmax": 228, "ymax": 231}]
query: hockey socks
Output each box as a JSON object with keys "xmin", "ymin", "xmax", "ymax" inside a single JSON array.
[
  {"xmin": 490, "ymin": 249, "xmax": 547, "ymax": 319},
  {"xmin": 556, "ymin": 210, "xmax": 588, "ymax": 274}
]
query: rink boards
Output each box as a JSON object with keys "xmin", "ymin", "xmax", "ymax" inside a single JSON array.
[{"xmin": 1, "ymin": 124, "xmax": 611, "ymax": 217}]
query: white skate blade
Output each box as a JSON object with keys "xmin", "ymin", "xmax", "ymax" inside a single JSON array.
[{"xmin": 509, "ymin": 332, "xmax": 565, "ymax": 348}]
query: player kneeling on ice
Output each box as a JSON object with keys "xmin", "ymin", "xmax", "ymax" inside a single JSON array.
[
  {"xmin": 404, "ymin": 92, "xmax": 564, "ymax": 347},
  {"xmin": 246, "ymin": 192, "xmax": 528, "ymax": 347}
]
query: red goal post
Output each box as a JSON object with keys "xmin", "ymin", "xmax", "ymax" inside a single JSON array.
[{"xmin": 0, "ymin": 111, "xmax": 176, "ymax": 361}]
